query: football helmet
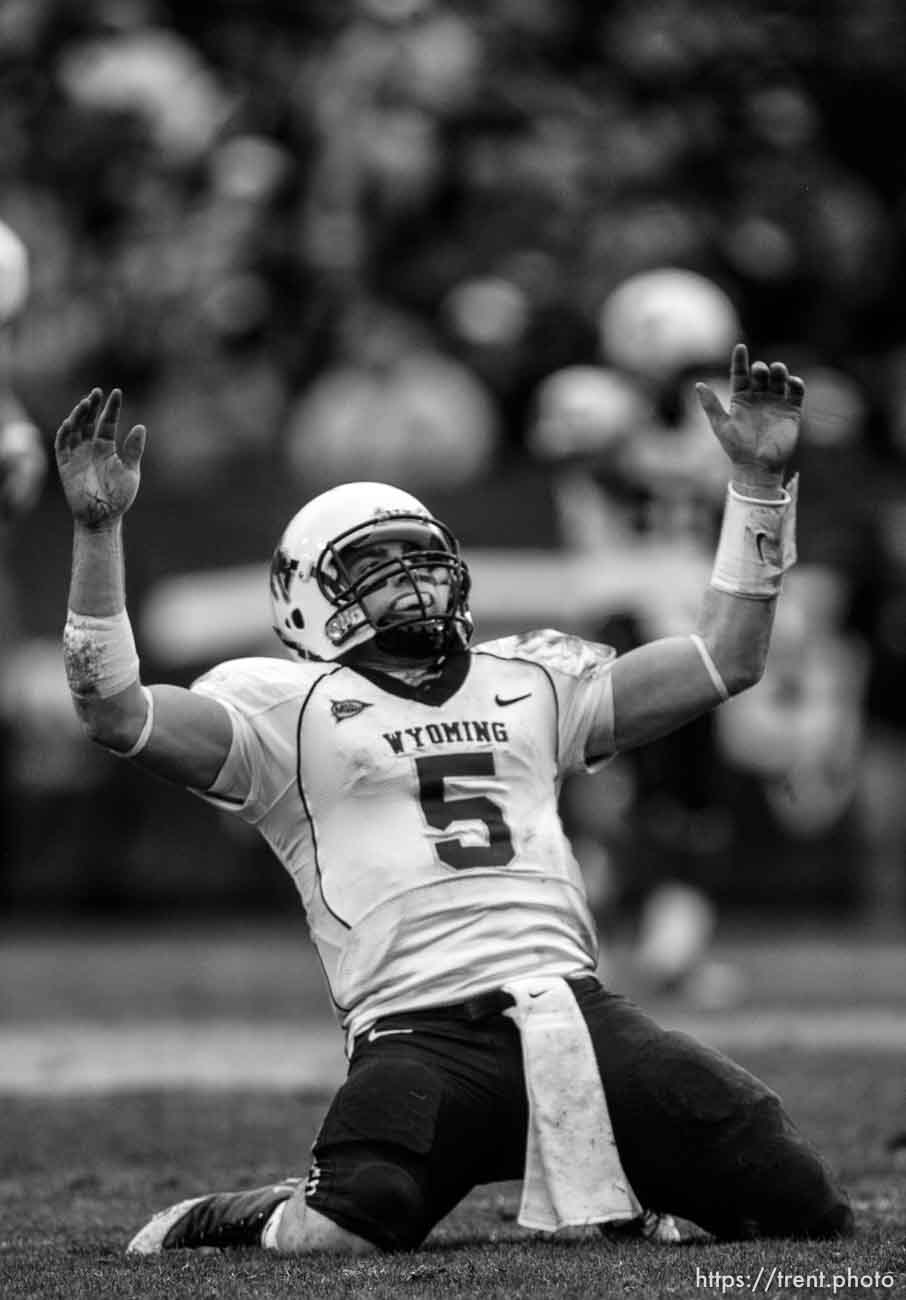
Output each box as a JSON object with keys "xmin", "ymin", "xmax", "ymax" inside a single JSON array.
[
  {"xmin": 0, "ymin": 219, "xmax": 29, "ymax": 323},
  {"xmin": 598, "ymin": 268, "xmax": 739, "ymax": 380},
  {"xmin": 528, "ymin": 365, "xmax": 653, "ymax": 462},
  {"xmin": 269, "ymin": 482, "xmax": 472, "ymax": 662}
]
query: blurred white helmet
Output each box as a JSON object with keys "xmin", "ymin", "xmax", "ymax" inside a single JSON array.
[
  {"xmin": 598, "ymin": 268, "xmax": 739, "ymax": 380},
  {"xmin": 269, "ymin": 482, "xmax": 471, "ymax": 662},
  {"xmin": 528, "ymin": 365, "xmax": 653, "ymax": 461},
  {"xmin": 284, "ymin": 353, "xmax": 498, "ymax": 494},
  {"xmin": 0, "ymin": 406, "xmax": 46, "ymax": 520},
  {"xmin": 0, "ymin": 220, "xmax": 29, "ymax": 323}
]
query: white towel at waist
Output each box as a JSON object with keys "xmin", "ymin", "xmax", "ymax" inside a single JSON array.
[{"xmin": 502, "ymin": 974, "xmax": 641, "ymax": 1232}]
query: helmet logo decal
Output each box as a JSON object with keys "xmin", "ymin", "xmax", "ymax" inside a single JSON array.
[
  {"xmin": 270, "ymin": 547, "xmax": 299, "ymax": 602},
  {"xmin": 371, "ymin": 506, "xmax": 428, "ymax": 520},
  {"xmin": 330, "ymin": 698, "xmax": 374, "ymax": 723}
]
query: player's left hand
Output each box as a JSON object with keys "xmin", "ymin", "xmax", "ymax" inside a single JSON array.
[{"xmin": 696, "ymin": 344, "xmax": 804, "ymax": 488}]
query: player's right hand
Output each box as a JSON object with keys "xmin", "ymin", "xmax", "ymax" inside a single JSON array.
[{"xmin": 54, "ymin": 388, "xmax": 146, "ymax": 528}]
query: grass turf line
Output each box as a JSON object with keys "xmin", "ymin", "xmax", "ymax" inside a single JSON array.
[{"xmin": 0, "ymin": 1050, "xmax": 903, "ymax": 1300}]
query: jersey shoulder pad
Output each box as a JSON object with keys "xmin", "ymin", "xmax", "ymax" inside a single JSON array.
[
  {"xmin": 476, "ymin": 628, "xmax": 616, "ymax": 679},
  {"xmin": 192, "ymin": 655, "xmax": 331, "ymax": 709}
]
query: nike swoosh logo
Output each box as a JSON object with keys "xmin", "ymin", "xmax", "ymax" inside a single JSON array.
[
  {"xmin": 366, "ymin": 1026, "xmax": 414, "ymax": 1042},
  {"xmin": 753, "ymin": 529, "xmax": 777, "ymax": 565},
  {"xmin": 494, "ymin": 692, "xmax": 532, "ymax": 707}
]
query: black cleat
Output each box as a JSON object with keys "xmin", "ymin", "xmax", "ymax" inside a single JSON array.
[{"xmin": 127, "ymin": 1180, "xmax": 301, "ymax": 1254}]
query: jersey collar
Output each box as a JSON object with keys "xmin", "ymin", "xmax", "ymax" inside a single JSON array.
[{"xmin": 347, "ymin": 651, "xmax": 471, "ymax": 706}]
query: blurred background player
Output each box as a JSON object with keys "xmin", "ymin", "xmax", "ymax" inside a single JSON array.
[
  {"xmin": 529, "ymin": 269, "xmax": 741, "ymax": 1001},
  {"xmin": 529, "ymin": 268, "xmax": 880, "ymax": 999}
]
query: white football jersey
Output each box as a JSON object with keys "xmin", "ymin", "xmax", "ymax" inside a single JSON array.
[{"xmin": 191, "ymin": 629, "xmax": 617, "ymax": 1046}]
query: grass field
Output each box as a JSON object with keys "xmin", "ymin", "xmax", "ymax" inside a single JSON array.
[{"xmin": 1, "ymin": 924, "xmax": 904, "ymax": 1299}]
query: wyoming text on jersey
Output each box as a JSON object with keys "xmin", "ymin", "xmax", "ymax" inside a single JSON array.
[{"xmin": 382, "ymin": 719, "xmax": 510, "ymax": 754}]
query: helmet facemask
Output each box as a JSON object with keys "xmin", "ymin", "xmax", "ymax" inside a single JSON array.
[{"xmin": 316, "ymin": 515, "xmax": 472, "ymax": 661}]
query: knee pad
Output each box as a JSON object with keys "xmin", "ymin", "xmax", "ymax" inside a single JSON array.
[
  {"xmin": 307, "ymin": 1151, "xmax": 429, "ymax": 1251},
  {"xmin": 719, "ymin": 1097, "xmax": 854, "ymax": 1241},
  {"xmin": 806, "ymin": 1199, "xmax": 855, "ymax": 1240},
  {"xmin": 354, "ymin": 1156, "xmax": 428, "ymax": 1249}
]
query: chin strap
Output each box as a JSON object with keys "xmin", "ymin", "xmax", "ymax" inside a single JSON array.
[
  {"xmin": 340, "ymin": 638, "xmax": 446, "ymax": 684},
  {"xmin": 373, "ymin": 615, "xmax": 466, "ymax": 661}
]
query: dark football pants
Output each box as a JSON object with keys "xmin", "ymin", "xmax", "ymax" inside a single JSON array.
[{"xmin": 306, "ymin": 980, "xmax": 853, "ymax": 1250}]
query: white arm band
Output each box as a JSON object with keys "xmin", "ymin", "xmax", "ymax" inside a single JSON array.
[
  {"xmin": 710, "ymin": 475, "xmax": 798, "ymax": 599},
  {"xmin": 119, "ymin": 685, "xmax": 155, "ymax": 758},
  {"xmin": 689, "ymin": 634, "xmax": 730, "ymax": 702},
  {"xmin": 63, "ymin": 608, "xmax": 141, "ymax": 700}
]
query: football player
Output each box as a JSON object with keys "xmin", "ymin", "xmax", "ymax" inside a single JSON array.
[{"xmin": 55, "ymin": 345, "xmax": 853, "ymax": 1253}]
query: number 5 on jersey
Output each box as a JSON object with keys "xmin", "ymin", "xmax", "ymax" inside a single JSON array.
[{"xmin": 415, "ymin": 752, "xmax": 515, "ymax": 870}]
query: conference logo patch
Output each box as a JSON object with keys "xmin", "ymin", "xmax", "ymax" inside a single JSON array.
[{"xmin": 330, "ymin": 698, "xmax": 374, "ymax": 723}]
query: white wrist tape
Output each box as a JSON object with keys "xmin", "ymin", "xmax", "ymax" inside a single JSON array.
[
  {"xmin": 710, "ymin": 475, "xmax": 798, "ymax": 599},
  {"xmin": 63, "ymin": 608, "xmax": 140, "ymax": 700},
  {"xmin": 689, "ymin": 634, "xmax": 729, "ymax": 701}
]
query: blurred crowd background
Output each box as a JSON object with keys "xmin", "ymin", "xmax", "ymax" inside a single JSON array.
[{"xmin": 2, "ymin": 0, "xmax": 906, "ymax": 961}]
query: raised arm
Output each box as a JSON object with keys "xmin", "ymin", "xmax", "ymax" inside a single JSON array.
[
  {"xmin": 589, "ymin": 344, "xmax": 802, "ymax": 757},
  {"xmin": 56, "ymin": 388, "xmax": 233, "ymax": 788}
]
